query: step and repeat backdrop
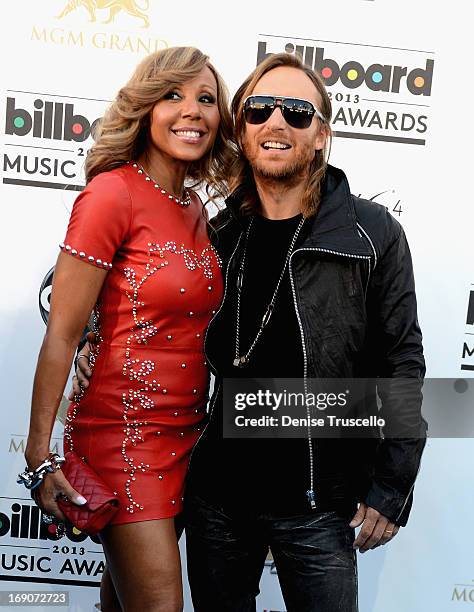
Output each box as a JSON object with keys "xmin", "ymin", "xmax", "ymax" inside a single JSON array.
[{"xmin": 1, "ymin": 1, "xmax": 473, "ymax": 610}]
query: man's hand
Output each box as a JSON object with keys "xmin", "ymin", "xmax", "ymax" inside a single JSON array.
[
  {"xmin": 350, "ymin": 502, "xmax": 400, "ymax": 553},
  {"xmin": 67, "ymin": 331, "xmax": 97, "ymax": 400}
]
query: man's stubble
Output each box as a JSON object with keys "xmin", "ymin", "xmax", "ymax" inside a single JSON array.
[{"xmin": 242, "ymin": 138, "xmax": 315, "ymax": 189}]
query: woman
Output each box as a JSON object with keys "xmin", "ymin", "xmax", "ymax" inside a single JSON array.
[{"xmin": 23, "ymin": 46, "xmax": 233, "ymax": 611}]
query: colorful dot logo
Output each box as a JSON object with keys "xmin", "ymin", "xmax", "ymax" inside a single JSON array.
[
  {"xmin": 308, "ymin": 45, "xmax": 435, "ymax": 96},
  {"xmin": 5, "ymin": 97, "xmax": 100, "ymax": 141}
]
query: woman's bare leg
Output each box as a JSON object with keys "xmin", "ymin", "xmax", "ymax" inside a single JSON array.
[
  {"xmin": 100, "ymin": 565, "xmax": 122, "ymax": 611},
  {"xmin": 100, "ymin": 518, "xmax": 182, "ymax": 612}
]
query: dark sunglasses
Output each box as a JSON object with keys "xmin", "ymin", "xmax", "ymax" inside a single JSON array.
[{"xmin": 243, "ymin": 95, "xmax": 325, "ymax": 129}]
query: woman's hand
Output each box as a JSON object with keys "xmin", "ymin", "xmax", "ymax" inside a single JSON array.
[{"xmin": 31, "ymin": 470, "xmax": 87, "ymax": 522}]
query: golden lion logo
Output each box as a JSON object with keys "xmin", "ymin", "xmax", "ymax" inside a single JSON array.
[{"xmin": 57, "ymin": 0, "xmax": 150, "ymax": 28}]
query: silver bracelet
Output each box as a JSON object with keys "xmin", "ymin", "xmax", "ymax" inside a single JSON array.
[{"xmin": 17, "ymin": 453, "xmax": 65, "ymax": 490}]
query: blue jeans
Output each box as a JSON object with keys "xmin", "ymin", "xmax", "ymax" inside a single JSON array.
[{"xmin": 184, "ymin": 493, "xmax": 358, "ymax": 612}]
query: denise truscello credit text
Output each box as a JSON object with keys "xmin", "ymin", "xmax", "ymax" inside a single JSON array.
[{"xmin": 234, "ymin": 415, "xmax": 385, "ymax": 428}]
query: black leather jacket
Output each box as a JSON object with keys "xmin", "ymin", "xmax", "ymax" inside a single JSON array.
[{"xmin": 196, "ymin": 164, "xmax": 426, "ymax": 527}]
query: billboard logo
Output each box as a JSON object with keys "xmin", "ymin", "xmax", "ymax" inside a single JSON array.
[
  {"xmin": 5, "ymin": 97, "xmax": 100, "ymax": 143},
  {"xmin": 3, "ymin": 91, "xmax": 106, "ymax": 190},
  {"xmin": 257, "ymin": 35, "xmax": 435, "ymax": 145},
  {"xmin": 0, "ymin": 498, "xmax": 104, "ymax": 584},
  {"xmin": 258, "ymin": 42, "xmax": 434, "ymax": 97},
  {"xmin": 0, "ymin": 501, "xmax": 100, "ymax": 544}
]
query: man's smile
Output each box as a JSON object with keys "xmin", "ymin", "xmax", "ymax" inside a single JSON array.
[{"xmin": 261, "ymin": 140, "xmax": 292, "ymax": 150}]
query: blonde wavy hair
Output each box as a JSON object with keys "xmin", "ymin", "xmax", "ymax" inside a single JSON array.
[
  {"xmin": 85, "ymin": 47, "xmax": 234, "ymax": 201},
  {"xmin": 230, "ymin": 52, "xmax": 332, "ymax": 218}
]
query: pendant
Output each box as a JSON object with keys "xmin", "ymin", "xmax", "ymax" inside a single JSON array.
[
  {"xmin": 306, "ymin": 489, "xmax": 316, "ymax": 510},
  {"xmin": 233, "ymin": 356, "xmax": 248, "ymax": 368},
  {"xmin": 237, "ymin": 270, "xmax": 244, "ymax": 291},
  {"xmin": 261, "ymin": 304, "xmax": 274, "ymax": 328}
]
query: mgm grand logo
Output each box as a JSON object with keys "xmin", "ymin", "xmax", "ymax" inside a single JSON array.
[
  {"xmin": 31, "ymin": 1, "xmax": 166, "ymax": 53},
  {"xmin": 56, "ymin": 0, "xmax": 150, "ymax": 28},
  {"xmin": 452, "ymin": 581, "xmax": 474, "ymax": 603}
]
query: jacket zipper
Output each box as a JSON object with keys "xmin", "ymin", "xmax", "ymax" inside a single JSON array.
[
  {"xmin": 288, "ymin": 246, "xmax": 372, "ymax": 510},
  {"xmin": 187, "ymin": 231, "xmax": 245, "ymax": 468},
  {"xmin": 356, "ymin": 222, "xmax": 378, "ymax": 269}
]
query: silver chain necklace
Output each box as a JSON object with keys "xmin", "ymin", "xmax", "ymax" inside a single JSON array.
[{"xmin": 233, "ymin": 215, "xmax": 305, "ymax": 367}]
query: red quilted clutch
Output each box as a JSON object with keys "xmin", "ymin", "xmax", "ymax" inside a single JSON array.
[{"xmin": 57, "ymin": 451, "xmax": 119, "ymax": 535}]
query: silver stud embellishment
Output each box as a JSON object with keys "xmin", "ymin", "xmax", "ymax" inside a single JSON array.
[
  {"xmin": 132, "ymin": 161, "xmax": 192, "ymax": 207},
  {"xmin": 60, "ymin": 244, "xmax": 113, "ymax": 270}
]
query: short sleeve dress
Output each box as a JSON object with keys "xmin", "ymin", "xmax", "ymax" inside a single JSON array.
[{"xmin": 60, "ymin": 162, "xmax": 223, "ymax": 524}]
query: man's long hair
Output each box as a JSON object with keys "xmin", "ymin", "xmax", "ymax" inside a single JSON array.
[{"xmin": 229, "ymin": 53, "xmax": 332, "ymax": 217}]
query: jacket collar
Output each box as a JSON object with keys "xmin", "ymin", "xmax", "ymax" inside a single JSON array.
[{"xmin": 224, "ymin": 164, "xmax": 371, "ymax": 257}]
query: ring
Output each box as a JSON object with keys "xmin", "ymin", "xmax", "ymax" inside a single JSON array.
[
  {"xmin": 41, "ymin": 514, "xmax": 54, "ymax": 525},
  {"xmin": 77, "ymin": 354, "xmax": 89, "ymax": 361},
  {"xmin": 53, "ymin": 522, "xmax": 66, "ymax": 540},
  {"xmin": 384, "ymin": 530, "xmax": 393, "ymax": 534}
]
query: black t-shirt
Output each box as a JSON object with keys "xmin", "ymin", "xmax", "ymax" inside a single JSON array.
[
  {"xmin": 187, "ymin": 214, "xmax": 355, "ymax": 516},
  {"xmin": 217, "ymin": 213, "xmax": 304, "ymax": 379}
]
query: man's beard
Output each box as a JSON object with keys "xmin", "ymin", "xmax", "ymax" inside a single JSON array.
[
  {"xmin": 243, "ymin": 140, "xmax": 314, "ymax": 186},
  {"xmin": 251, "ymin": 157, "xmax": 309, "ymax": 183}
]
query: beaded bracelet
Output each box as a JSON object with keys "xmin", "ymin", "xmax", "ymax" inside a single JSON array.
[{"xmin": 17, "ymin": 453, "xmax": 66, "ymax": 490}]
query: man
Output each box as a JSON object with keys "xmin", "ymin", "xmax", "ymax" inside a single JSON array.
[
  {"xmin": 183, "ymin": 53, "xmax": 426, "ymax": 611},
  {"xmin": 76, "ymin": 53, "xmax": 426, "ymax": 611}
]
